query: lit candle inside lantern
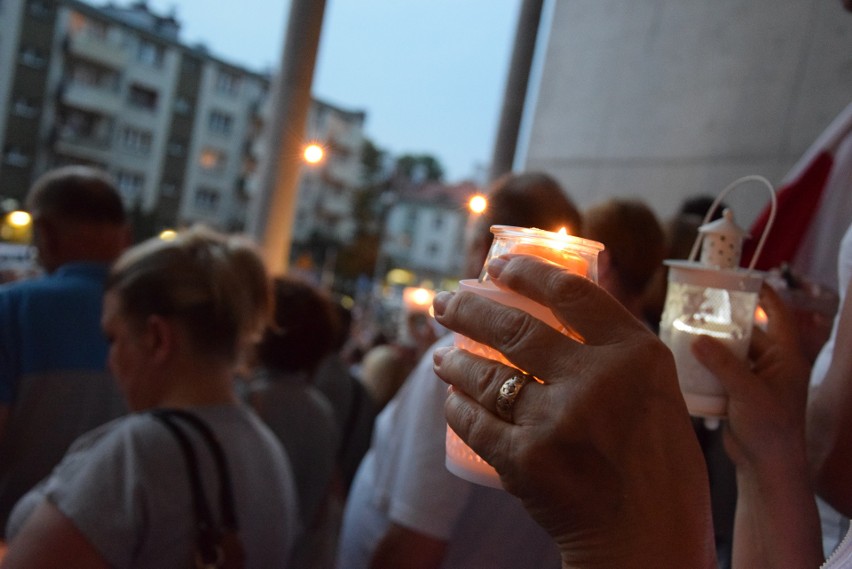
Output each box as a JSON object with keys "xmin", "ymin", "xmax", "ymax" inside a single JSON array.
[
  {"xmin": 446, "ymin": 225, "xmax": 604, "ymax": 488},
  {"xmin": 754, "ymin": 305, "xmax": 768, "ymax": 330},
  {"xmin": 659, "ymin": 198, "xmax": 769, "ymax": 419}
]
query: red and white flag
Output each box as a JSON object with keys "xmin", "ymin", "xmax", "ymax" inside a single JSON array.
[{"xmin": 743, "ymin": 102, "xmax": 852, "ymax": 289}]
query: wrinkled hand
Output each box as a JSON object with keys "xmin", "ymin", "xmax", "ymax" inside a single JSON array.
[{"xmin": 432, "ymin": 255, "xmax": 715, "ymax": 569}]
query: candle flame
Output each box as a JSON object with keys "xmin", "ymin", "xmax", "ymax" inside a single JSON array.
[
  {"xmin": 411, "ymin": 287, "xmax": 432, "ymax": 306},
  {"xmin": 754, "ymin": 305, "xmax": 768, "ymax": 328},
  {"xmin": 558, "ymin": 227, "xmax": 568, "ymax": 236}
]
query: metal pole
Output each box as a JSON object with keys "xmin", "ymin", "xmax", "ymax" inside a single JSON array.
[
  {"xmin": 247, "ymin": 0, "xmax": 327, "ymax": 275},
  {"xmin": 488, "ymin": 0, "xmax": 545, "ymax": 183}
]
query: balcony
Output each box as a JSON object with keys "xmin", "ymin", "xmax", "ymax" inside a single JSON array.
[
  {"xmin": 61, "ymin": 81, "xmax": 122, "ymax": 115},
  {"xmin": 54, "ymin": 136, "xmax": 113, "ymax": 165},
  {"xmin": 66, "ymin": 33, "xmax": 126, "ymax": 69}
]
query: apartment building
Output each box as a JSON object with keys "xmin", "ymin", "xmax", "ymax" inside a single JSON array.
[
  {"xmin": 0, "ymin": 0, "xmax": 273, "ymax": 232},
  {"xmin": 379, "ymin": 181, "xmax": 477, "ymax": 289},
  {"xmin": 291, "ymin": 98, "xmax": 366, "ymax": 245},
  {"xmin": 0, "ymin": 0, "xmax": 367, "ymax": 243}
]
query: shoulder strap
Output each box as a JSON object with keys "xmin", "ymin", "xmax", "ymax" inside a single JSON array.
[
  {"xmin": 151, "ymin": 409, "xmax": 239, "ymax": 566},
  {"xmin": 160, "ymin": 409, "xmax": 239, "ymax": 532}
]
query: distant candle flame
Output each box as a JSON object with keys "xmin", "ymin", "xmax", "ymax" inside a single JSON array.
[
  {"xmin": 411, "ymin": 287, "xmax": 432, "ymax": 306},
  {"xmin": 403, "ymin": 286, "xmax": 435, "ymax": 312}
]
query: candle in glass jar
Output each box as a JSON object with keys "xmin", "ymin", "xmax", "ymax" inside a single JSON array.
[
  {"xmin": 446, "ymin": 225, "xmax": 604, "ymax": 489},
  {"xmin": 508, "ymin": 230, "xmax": 589, "ymax": 276},
  {"xmin": 480, "ymin": 226, "xmax": 597, "ymax": 283}
]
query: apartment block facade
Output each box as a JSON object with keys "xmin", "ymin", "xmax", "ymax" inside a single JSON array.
[
  {"xmin": 379, "ymin": 181, "xmax": 477, "ymax": 289},
  {"xmin": 288, "ymin": 98, "xmax": 367, "ymax": 246},
  {"xmin": 0, "ymin": 0, "xmax": 366, "ymax": 242}
]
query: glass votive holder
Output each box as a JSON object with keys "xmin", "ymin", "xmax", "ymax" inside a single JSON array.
[{"xmin": 446, "ymin": 225, "xmax": 604, "ymax": 488}]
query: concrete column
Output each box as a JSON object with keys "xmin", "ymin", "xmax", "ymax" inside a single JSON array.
[
  {"xmin": 488, "ymin": 0, "xmax": 545, "ymax": 182},
  {"xmin": 248, "ymin": 0, "xmax": 327, "ymax": 275}
]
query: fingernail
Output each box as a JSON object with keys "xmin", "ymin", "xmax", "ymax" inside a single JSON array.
[
  {"xmin": 433, "ymin": 291, "xmax": 452, "ymax": 317},
  {"xmin": 433, "ymin": 346, "xmax": 451, "ymax": 366},
  {"xmin": 486, "ymin": 256, "xmax": 508, "ymax": 279}
]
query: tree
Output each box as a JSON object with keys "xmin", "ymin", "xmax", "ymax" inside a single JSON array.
[{"xmin": 393, "ymin": 154, "xmax": 444, "ymax": 183}]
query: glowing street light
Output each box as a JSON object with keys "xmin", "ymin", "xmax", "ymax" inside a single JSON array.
[
  {"xmin": 303, "ymin": 143, "xmax": 324, "ymax": 164},
  {"xmin": 6, "ymin": 211, "xmax": 31, "ymax": 228},
  {"xmin": 1, "ymin": 210, "xmax": 33, "ymax": 243},
  {"xmin": 468, "ymin": 194, "xmax": 487, "ymax": 214}
]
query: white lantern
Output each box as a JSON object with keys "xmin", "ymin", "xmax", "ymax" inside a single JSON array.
[{"xmin": 659, "ymin": 176, "xmax": 777, "ymax": 419}]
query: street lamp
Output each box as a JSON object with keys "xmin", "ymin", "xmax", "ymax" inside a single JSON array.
[
  {"xmin": 303, "ymin": 142, "xmax": 324, "ymax": 165},
  {"xmin": 1, "ymin": 210, "xmax": 32, "ymax": 243},
  {"xmin": 468, "ymin": 194, "xmax": 487, "ymax": 214}
]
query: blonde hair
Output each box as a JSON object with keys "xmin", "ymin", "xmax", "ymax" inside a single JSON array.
[{"xmin": 106, "ymin": 225, "xmax": 271, "ymax": 361}]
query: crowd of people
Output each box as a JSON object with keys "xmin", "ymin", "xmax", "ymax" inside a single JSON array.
[{"xmin": 0, "ymin": 94, "xmax": 850, "ymax": 568}]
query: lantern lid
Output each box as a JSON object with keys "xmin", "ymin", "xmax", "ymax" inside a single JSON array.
[
  {"xmin": 698, "ymin": 208, "xmax": 748, "ymax": 240},
  {"xmin": 695, "ymin": 209, "xmax": 749, "ymax": 270},
  {"xmin": 664, "ymin": 259, "xmax": 764, "ymax": 293}
]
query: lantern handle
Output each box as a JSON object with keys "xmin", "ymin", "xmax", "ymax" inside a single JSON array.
[{"xmin": 687, "ymin": 175, "xmax": 777, "ymax": 272}]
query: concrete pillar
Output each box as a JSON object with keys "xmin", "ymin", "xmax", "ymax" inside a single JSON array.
[
  {"xmin": 248, "ymin": 0, "xmax": 327, "ymax": 275},
  {"xmin": 488, "ymin": 0, "xmax": 545, "ymax": 182}
]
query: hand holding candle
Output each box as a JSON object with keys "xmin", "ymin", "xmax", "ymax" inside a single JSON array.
[{"xmin": 446, "ymin": 225, "xmax": 604, "ymax": 488}]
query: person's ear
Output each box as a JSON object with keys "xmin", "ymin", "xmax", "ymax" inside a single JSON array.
[{"xmin": 143, "ymin": 314, "xmax": 175, "ymax": 364}]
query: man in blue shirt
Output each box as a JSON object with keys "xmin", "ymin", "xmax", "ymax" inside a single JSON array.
[{"xmin": 0, "ymin": 166, "xmax": 131, "ymax": 533}]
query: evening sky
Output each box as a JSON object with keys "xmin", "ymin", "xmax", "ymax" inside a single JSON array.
[{"xmin": 144, "ymin": 0, "xmax": 522, "ymax": 182}]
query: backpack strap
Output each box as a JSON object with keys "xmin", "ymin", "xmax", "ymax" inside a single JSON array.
[{"xmin": 151, "ymin": 409, "xmax": 239, "ymax": 566}]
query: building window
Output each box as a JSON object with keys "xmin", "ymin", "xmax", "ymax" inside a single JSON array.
[
  {"xmin": 173, "ymin": 96, "xmax": 193, "ymax": 115},
  {"xmin": 167, "ymin": 140, "xmax": 185, "ymax": 156},
  {"xmin": 194, "ymin": 187, "xmax": 220, "ymax": 212},
  {"xmin": 119, "ymin": 126, "xmax": 152, "ymax": 155},
  {"xmin": 19, "ymin": 47, "xmax": 47, "ymax": 69},
  {"xmin": 12, "ymin": 98, "xmax": 39, "ymax": 118},
  {"xmin": 161, "ymin": 182, "xmax": 178, "ymax": 198},
  {"xmin": 67, "ymin": 59, "xmax": 119, "ymax": 91},
  {"xmin": 127, "ymin": 84, "xmax": 158, "ymax": 111},
  {"xmin": 427, "ymin": 243, "xmax": 440, "ymax": 257},
  {"xmin": 28, "ymin": 0, "xmax": 53, "ymax": 19},
  {"xmin": 208, "ymin": 110, "xmax": 233, "ymax": 135},
  {"xmin": 58, "ymin": 108, "xmax": 112, "ymax": 144},
  {"xmin": 215, "ymin": 70, "xmax": 240, "ymax": 96},
  {"xmin": 181, "ymin": 56, "xmax": 201, "ymax": 72},
  {"xmin": 85, "ymin": 18, "xmax": 109, "ymax": 40},
  {"xmin": 432, "ymin": 216, "xmax": 444, "ymax": 229},
  {"xmin": 115, "ymin": 170, "xmax": 144, "ymax": 202},
  {"xmin": 136, "ymin": 38, "xmax": 164, "ymax": 67},
  {"xmin": 3, "ymin": 147, "xmax": 31, "ymax": 168},
  {"xmin": 199, "ymin": 148, "xmax": 226, "ymax": 171}
]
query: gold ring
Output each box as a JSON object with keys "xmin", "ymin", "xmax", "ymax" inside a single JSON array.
[{"xmin": 495, "ymin": 372, "xmax": 533, "ymax": 422}]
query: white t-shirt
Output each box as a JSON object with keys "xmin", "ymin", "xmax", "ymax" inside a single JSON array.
[
  {"xmin": 336, "ymin": 334, "xmax": 560, "ymax": 569},
  {"xmin": 810, "ymin": 223, "xmax": 852, "ymax": 557},
  {"xmin": 7, "ymin": 404, "xmax": 298, "ymax": 568}
]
